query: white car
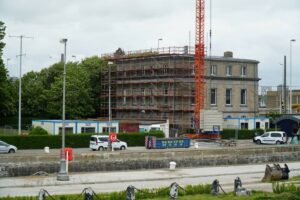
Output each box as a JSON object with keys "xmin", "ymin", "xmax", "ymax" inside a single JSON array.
[
  {"xmin": 89, "ymin": 135, "xmax": 127, "ymax": 151},
  {"xmin": 0, "ymin": 140, "xmax": 17, "ymax": 153},
  {"xmin": 253, "ymin": 131, "xmax": 287, "ymax": 145}
]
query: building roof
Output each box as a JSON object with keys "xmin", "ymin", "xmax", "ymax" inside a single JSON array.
[{"xmin": 102, "ymin": 46, "xmax": 259, "ymax": 64}]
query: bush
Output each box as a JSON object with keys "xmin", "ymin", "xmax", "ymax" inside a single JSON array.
[
  {"xmin": 0, "ymin": 132, "xmax": 164, "ymax": 149},
  {"xmin": 221, "ymin": 129, "xmax": 265, "ymax": 139},
  {"xmin": 29, "ymin": 126, "xmax": 49, "ymax": 135}
]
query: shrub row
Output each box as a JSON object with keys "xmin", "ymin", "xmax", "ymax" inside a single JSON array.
[
  {"xmin": 0, "ymin": 131, "xmax": 164, "ymax": 149},
  {"xmin": 221, "ymin": 129, "xmax": 265, "ymax": 139}
]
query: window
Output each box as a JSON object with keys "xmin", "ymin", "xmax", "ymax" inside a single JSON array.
[
  {"xmin": 241, "ymin": 66, "xmax": 247, "ymax": 76},
  {"xmin": 241, "ymin": 89, "xmax": 247, "ymax": 105},
  {"xmin": 164, "ymin": 87, "xmax": 168, "ymax": 95},
  {"xmin": 141, "ymin": 88, "xmax": 146, "ymax": 105},
  {"xmin": 226, "ymin": 65, "xmax": 232, "ymax": 76},
  {"xmin": 240, "ymin": 122, "xmax": 248, "ymax": 129},
  {"xmin": 271, "ymin": 133, "xmax": 281, "ymax": 137},
  {"xmin": 225, "ymin": 89, "xmax": 232, "ymax": 105},
  {"xmin": 123, "ymin": 89, "xmax": 126, "ymax": 105},
  {"xmin": 142, "ymin": 66, "xmax": 146, "ymax": 75},
  {"xmin": 164, "ymin": 96, "xmax": 168, "ymax": 105},
  {"xmin": 256, "ymin": 122, "xmax": 260, "ymax": 129},
  {"xmin": 150, "ymin": 88, "xmax": 154, "ymax": 105},
  {"xmin": 210, "ymin": 65, "xmax": 217, "ymax": 75},
  {"xmin": 102, "ymin": 127, "xmax": 116, "ymax": 133},
  {"xmin": 210, "ymin": 88, "xmax": 217, "ymax": 105},
  {"xmin": 163, "ymin": 65, "xmax": 168, "ymax": 74},
  {"xmin": 81, "ymin": 127, "xmax": 95, "ymax": 133}
]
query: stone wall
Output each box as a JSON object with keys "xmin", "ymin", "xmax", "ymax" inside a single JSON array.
[{"xmin": 1, "ymin": 146, "xmax": 300, "ymax": 177}]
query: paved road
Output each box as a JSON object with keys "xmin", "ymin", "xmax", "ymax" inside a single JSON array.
[
  {"xmin": 0, "ymin": 139, "xmax": 278, "ymax": 157},
  {"xmin": 1, "ymin": 161, "xmax": 300, "ymax": 197}
]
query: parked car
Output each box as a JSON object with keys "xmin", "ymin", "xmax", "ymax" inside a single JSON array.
[
  {"xmin": 253, "ymin": 131, "xmax": 287, "ymax": 145},
  {"xmin": 0, "ymin": 140, "xmax": 17, "ymax": 153},
  {"xmin": 89, "ymin": 135, "xmax": 127, "ymax": 151}
]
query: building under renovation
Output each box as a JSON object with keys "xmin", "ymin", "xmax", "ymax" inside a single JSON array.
[{"xmin": 100, "ymin": 46, "xmax": 260, "ymax": 135}]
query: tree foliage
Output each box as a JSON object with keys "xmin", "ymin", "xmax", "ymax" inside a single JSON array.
[
  {"xmin": 0, "ymin": 20, "xmax": 107, "ymax": 119},
  {"xmin": 0, "ymin": 21, "xmax": 17, "ymax": 117}
]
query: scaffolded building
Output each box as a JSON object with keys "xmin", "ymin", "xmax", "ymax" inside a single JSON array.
[{"xmin": 100, "ymin": 46, "xmax": 260, "ymax": 135}]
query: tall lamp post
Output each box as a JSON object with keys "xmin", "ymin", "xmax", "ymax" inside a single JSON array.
[
  {"xmin": 158, "ymin": 38, "xmax": 162, "ymax": 51},
  {"xmin": 57, "ymin": 38, "xmax": 69, "ymax": 181},
  {"xmin": 290, "ymin": 39, "xmax": 296, "ymax": 114},
  {"xmin": 107, "ymin": 61, "xmax": 113, "ymax": 151}
]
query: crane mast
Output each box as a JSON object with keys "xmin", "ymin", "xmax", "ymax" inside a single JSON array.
[{"xmin": 194, "ymin": 0, "xmax": 205, "ymax": 132}]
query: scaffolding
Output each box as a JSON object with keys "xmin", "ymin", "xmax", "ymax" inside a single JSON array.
[{"xmin": 100, "ymin": 46, "xmax": 195, "ymax": 135}]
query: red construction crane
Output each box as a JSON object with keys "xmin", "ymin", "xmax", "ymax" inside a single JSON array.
[{"xmin": 194, "ymin": 0, "xmax": 205, "ymax": 132}]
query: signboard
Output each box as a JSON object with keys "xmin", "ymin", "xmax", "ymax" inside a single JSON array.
[{"xmin": 109, "ymin": 133, "xmax": 117, "ymax": 142}]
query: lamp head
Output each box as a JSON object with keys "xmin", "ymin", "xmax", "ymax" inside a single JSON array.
[
  {"xmin": 108, "ymin": 61, "xmax": 114, "ymax": 65},
  {"xmin": 158, "ymin": 38, "xmax": 162, "ymax": 41},
  {"xmin": 291, "ymin": 39, "xmax": 296, "ymax": 42},
  {"xmin": 60, "ymin": 38, "xmax": 68, "ymax": 43}
]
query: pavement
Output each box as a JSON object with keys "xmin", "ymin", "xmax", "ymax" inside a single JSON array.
[{"xmin": 1, "ymin": 161, "xmax": 300, "ymax": 197}]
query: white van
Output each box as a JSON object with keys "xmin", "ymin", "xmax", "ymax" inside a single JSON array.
[
  {"xmin": 253, "ymin": 131, "xmax": 287, "ymax": 145},
  {"xmin": 89, "ymin": 135, "xmax": 127, "ymax": 151}
]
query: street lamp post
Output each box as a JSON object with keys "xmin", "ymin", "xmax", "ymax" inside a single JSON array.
[
  {"xmin": 158, "ymin": 38, "xmax": 162, "ymax": 51},
  {"xmin": 108, "ymin": 61, "xmax": 113, "ymax": 151},
  {"xmin": 57, "ymin": 38, "xmax": 69, "ymax": 181},
  {"xmin": 290, "ymin": 39, "xmax": 296, "ymax": 114}
]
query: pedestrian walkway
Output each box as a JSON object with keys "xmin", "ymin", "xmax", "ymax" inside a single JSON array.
[{"xmin": 0, "ymin": 162, "xmax": 300, "ymax": 197}]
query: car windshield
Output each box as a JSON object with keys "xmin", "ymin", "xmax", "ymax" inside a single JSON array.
[{"xmin": 0, "ymin": 141, "xmax": 8, "ymax": 146}]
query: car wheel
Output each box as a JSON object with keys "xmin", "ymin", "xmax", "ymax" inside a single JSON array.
[
  {"xmin": 276, "ymin": 141, "xmax": 281, "ymax": 145},
  {"xmin": 120, "ymin": 146, "xmax": 126, "ymax": 150},
  {"xmin": 256, "ymin": 140, "xmax": 261, "ymax": 145},
  {"xmin": 8, "ymin": 149, "xmax": 15, "ymax": 153},
  {"xmin": 98, "ymin": 146, "xmax": 104, "ymax": 151}
]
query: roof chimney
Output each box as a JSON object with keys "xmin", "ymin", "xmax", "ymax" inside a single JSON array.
[{"xmin": 224, "ymin": 51, "xmax": 233, "ymax": 58}]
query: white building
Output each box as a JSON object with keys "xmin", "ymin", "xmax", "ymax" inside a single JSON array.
[
  {"xmin": 32, "ymin": 120, "xmax": 119, "ymax": 135},
  {"xmin": 223, "ymin": 117, "xmax": 269, "ymax": 130}
]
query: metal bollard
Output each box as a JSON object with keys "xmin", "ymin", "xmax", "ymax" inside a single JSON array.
[
  {"xmin": 84, "ymin": 187, "xmax": 94, "ymax": 200},
  {"xmin": 234, "ymin": 177, "xmax": 242, "ymax": 193},
  {"xmin": 126, "ymin": 185, "xmax": 135, "ymax": 200},
  {"xmin": 169, "ymin": 182, "xmax": 179, "ymax": 199},
  {"xmin": 211, "ymin": 179, "xmax": 220, "ymax": 195},
  {"xmin": 38, "ymin": 189, "xmax": 46, "ymax": 200}
]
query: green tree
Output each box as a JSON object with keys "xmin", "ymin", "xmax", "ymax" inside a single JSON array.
[
  {"xmin": 47, "ymin": 62, "xmax": 94, "ymax": 118},
  {"xmin": 0, "ymin": 21, "xmax": 17, "ymax": 117},
  {"xmin": 21, "ymin": 71, "xmax": 48, "ymax": 116},
  {"xmin": 80, "ymin": 56, "xmax": 107, "ymax": 117}
]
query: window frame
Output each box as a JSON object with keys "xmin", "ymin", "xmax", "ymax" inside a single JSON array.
[
  {"xmin": 225, "ymin": 88, "xmax": 232, "ymax": 105},
  {"xmin": 241, "ymin": 89, "xmax": 247, "ymax": 105},
  {"xmin": 210, "ymin": 88, "xmax": 217, "ymax": 105}
]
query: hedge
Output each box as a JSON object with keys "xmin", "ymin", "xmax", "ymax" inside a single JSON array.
[
  {"xmin": 0, "ymin": 131, "xmax": 164, "ymax": 150},
  {"xmin": 221, "ymin": 129, "xmax": 265, "ymax": 139}
]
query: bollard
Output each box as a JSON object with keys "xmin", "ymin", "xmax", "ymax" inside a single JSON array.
[
  {"xmin": 38, "ymin": 189, "xmax": 46, "ymax": 200},
  {"xmin": 126, "ymin": 185, "xmax": 135, "ymax": 200},
  {"xmin": 170, "ymin": 182, "xmax": 179, "ymax": 199},
  {"xmin": 211, "ymin": 179, "xmax": 220, "ymax": 195},
  {"xmin": 234, "ymin": 177, "xmax": 242, "ymax": 193},
  {"xmin": 84, "ymin": 187, "xmax": 94, "ymax": 200},
  {"xmin": 169, "ymin": 161, "xmax": 176, "ymax": 171},
  {"xmin": 234, "ymin": 177, "xmax": 251, "ymax": 196}
]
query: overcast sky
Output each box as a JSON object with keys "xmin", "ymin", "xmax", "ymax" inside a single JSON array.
[{"xmin": 1, "ymin": 0, "xmax": 299, "ymax": 88}]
